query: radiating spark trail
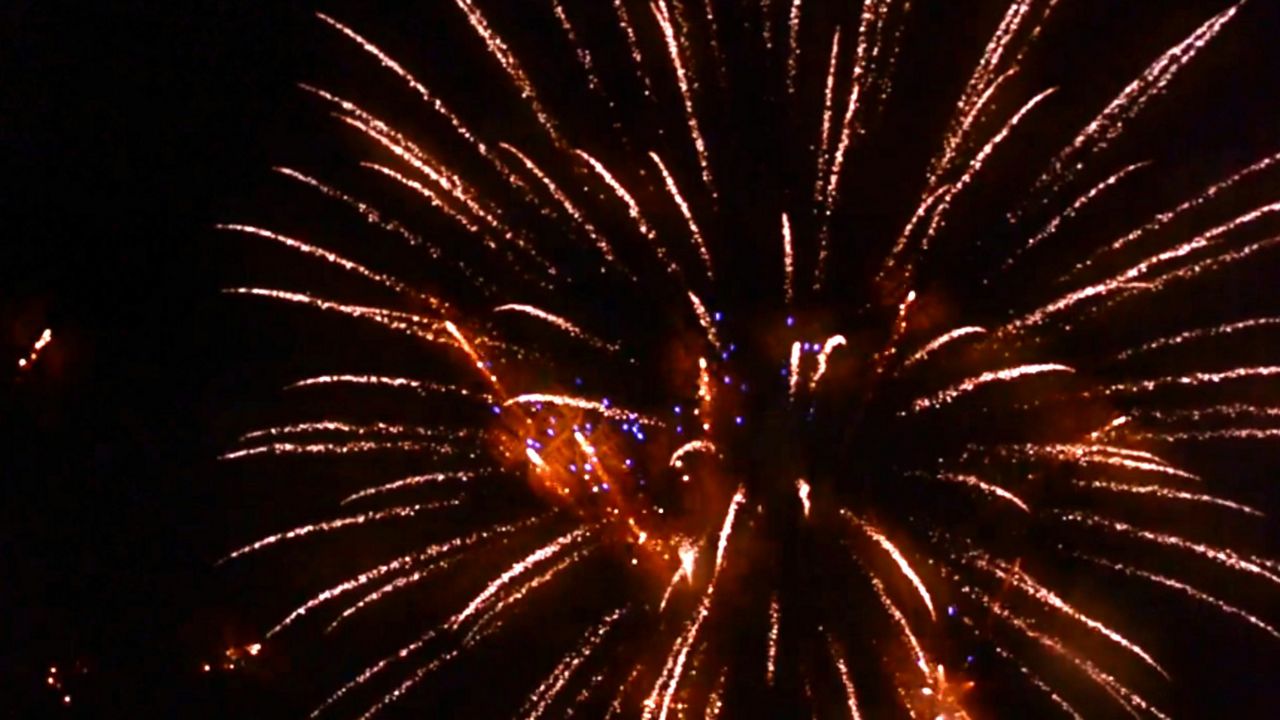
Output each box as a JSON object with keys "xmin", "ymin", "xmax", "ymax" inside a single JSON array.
[
  {"xmin": 1106, "ymin": 365, "xmax": 1280, "ymax": 395},
  {"xmin": 222, "ymin": 503, "xmax": 455, "ymax": 563},
  {"xmin": 450, "ymin": 526, "xmax": 592, "ymax": 628},
  {"xmin": 861, "ymin": 567, "xmax": 930, "ymax": 678},
  {"xmin": 901, "ymin": 327, "xmax": 987, "ymax": 369},
  {"xmin": 1070, "ymin": 149, "xmax": 1280, "ymax": 279},
  {"xmin": 1136, "ymin": 428, "xmax": 1280, "ymax": 442},
  {"xmin": 669, "ymin": 440, "xmax": 718, "ymax": 467},
  {"xmin": 846, "ymin": 513, "xmax": 936, "ymax": 620},
  {"xmin": 1005, "ymin": 443, "xmax": 1198, "ymax": 481},
  {"xmin": 467, "ymin": 545, "xmax": 596, "ymax": 643},
  {"xmin": 269, "ymin": 517, "xmax": 537, "ymax": 637},
  {"xmin": 444, "ymin": 320, "xmax": 504, "ymax": 391},
  {"xmin": 1003, "ymin": 160, "xmax": 1150, "ymax": 270},
  {"xmin": 356, "ymin": 649, "xmax": 461, "ymax": 720},
  {"xmin": 221, "ymin": 440, "xmax": 457, "ymax": 461},
  {"xmin": 495, "ymin": 304, "xmax": 618, "ymax": 351},
  {"xmin": 827, "ymin": 635, "xmax": 864, "ymax": 720},
  {"xmin": 219, "ymin": 225, "xmax": 437, "ymax": 304},
  {"xmin": 688, "ymin": 293, "xmax": 721, "ymax": 349},
  {"xmin": 766, "ymin": 594, "xmax": 780, "ymax": 685},
  {"xmin": 1116, "ymin": 317, "xmax": 1280, "ymax": 361},
  {"xmin": 240, "ymin": 422, "xmax": 453, "ymax": 442},
  {"xmin": 577, "ymin": 150, "xmax": 657, "ymax": 242},
  {"xmin": 789, "ymin": 340, "xmax": 804, "ymax": 402},
  {"xmin": 521, "ymin": 608, "xmax": 626, "ymax": 719},
  {"xmin": 911, "ymin": 363, "xmax": 1074, "ymax": 412},
  {"xmin": 937, "ymin": 473, "xmax": 1029, "ymax": 512},
  {"xmin": 811, "ymin": 334, "xmax": 847, "ymax": 388},
  {"xmin": 781, "ymin": 213, "xmax": 796, "ymax": 304},
  {"xmin": 504, "ymin": 394, "xmax": 659, "ymax": 424},
  {"xmin": 1133, "ymin": 404, "xmax": 1280, "ymax": 423},
  {"xmin": 549, "ymin": 0, "xmax": 604, "ymax": 97},
  {"xmin": 611, "ymin": 0, "xmax": 652, "ymax": 95},
  {"xmin": 960, "ymin": 618, "xmax": 1084, "ymax": 720},
  {"xmin": 1058, "ymin": 512, "xmax": 1280, "ymax": 586},
  {"xmin": 1078, "ymin": 555, "xmax": 1280, "ymax": 639},
  {"xmin": 971, "ymin": 556, "xmax": 1168, "ymax": 676},
  {"xmin": 1025, "ymin": 2, "xmax": 1244, "ymax": 211},
  {"xmin": 796, "ymin": 478, "xmax": 812, "ymax": 518},
  {"xmin": 342, "ymin": 470, "xmax": 490, "ymax": 505},
  {"xmin": 651, "ymin": 152, "xmax": 713, "ymax": 280},
  {"xmin": 17, "ymin": 328, "xmax": 52, "ymax": 370},
  {"xmin": 499, "ymin": 143, "xmax": 621, "ymax": 269},
  {"xmin": 450, "ymin": 0, "xmax": 563, "ymax": 145},
  {"xmin": 285, "ymin": 375, "xmax": 489, "ymax": 402},
  {"xmin": 1075, "ymin": 480, "xmax": 1262, "ymax": 517},
  {"xmin": 651, "ymin": 0, "xmax": 716, "ymax": 197},
  {"xmin": 813, "ymin": 29, "xmax": 843, "ymax": 202},
  {"xmin": 785, "ymin": 0, "xmax": 803, "ymax": 94},
  {"xmin": 647, "ymin": 489, "xmax": 745, "ymax": 720}
]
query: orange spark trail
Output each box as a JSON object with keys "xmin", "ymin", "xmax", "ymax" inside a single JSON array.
[
  {"xmin": 225, "ymin": 288, "xmax": 448, "ymax": 344},
  {"xmin": 813, "ymin": 29, "xmax": 842, "ymax": 202},
  {"xmin": 785, "ymin": 0, "xmax": 803, "ymax": 95},
  {"xmin": 1115, "ymin": 317, "xmax": 1280, "ymax": 361},
  {"xmin": 766, "ymin": 594, "xmax": 780, "ymax": 685},
  {"xmin": 495, "ymin": 304, "xmax": 618, "ymax": 351},
  {"xmin": 17, "ymin": 328, "xmax": 52, "ymax": 370},
  {"xmin": 1025, "ymin": 2, "xmax": 1244, "ymax": 211},
  {"xmin": 911, "ymin": 363, "xmax": 1074, "ymax": 412},
  {"xmin": 286, "ymin": 375, "xmax": 490, "ymax": 402},
  {"xmin": 827, "ymin": 635, "xmax": 864, "ymax": 720},
  {"xmin": 577, "ymin": 150, "xmax": 657, "ymax": 242},
  {"xmin": 1078, "ymin": 555, "xmax": 1280, "ymax": 639},
  {"xmin": 651, "ymin": 151, "xmax": 713, "ymax": 280},
  {"xmin": 1075, "ymin": 480, "xmax": 1262, "ymax": 517},
  {"xmin": 688, "ymin": 293, "xmax": 721, "ymax": 349},
  {"xmin": 1058, "ymin": 512, "xmax": 1280, "ymax": 586},
  {"xmin": 549, "ymin": 0, "xmax": 604, "ymax": 97},
  {"xmin": 651, "ymin": 0, "xmax": 716, "ymax": 198},
  {"xmin": 937, "ymin": 473, "xmax": 1029, "ymax": 512},
  {"xmin": 796, "ymin": 478, "xmax": 812, "ymax": 518},
  {"xmin": 789, "ymin": 340, "xmax": 803, "ymax": 402},
  {"xmin": 342, "ymin": 470, "xmax": 490, "ymax": 505},
  {"xmin": 811, "ymin": 334, "xmax": 847, "ymax": 388},
  {"xmin": 971, "ymin": 556, "xmax": 1168, "ymax": 676},
  {"xmin": 450, "ymin": 0, "xmax": 564, "ymax": 146},
  {"xmin": 505, "ymin": 394, "xmax": 657, "ymax": 424},
  {"xmin": 901, "ymin": 327, "xmax": 987, "ymax": 369},
  {"xmin": 444, "ymin": 320, "xmax": 503, "ymax": 392},
  {"xmin": 611, "ymin": 0, "xmax": 652, "ymax": 95},
  {"xmin": 847, "ymin": 514, "xmax": 936, "ymax": 620},
  {"xmin": 521, "ymin": 608, "xmax": 626, "ymax": 719},
  {"xmin": 669, "ymin": 440, "xmax": 718, "ymax": 467},
  {"xmin": 1106, "ymin": 365, "xmax": 1280, "ymax": 395},
  {"xmin": 499, "ymin": 143, "xmax": 621, "ymax": 269},
  {"xmin": 450, "ymin": 526, "xmax": 592, "ymax": 628},
  {"xmin": 781, "ymin": 213, "xmax": 795, "ymax": 304},
  {"xmin": 222, "ymin": 503, "xmax": 456, "ymax": 562}
]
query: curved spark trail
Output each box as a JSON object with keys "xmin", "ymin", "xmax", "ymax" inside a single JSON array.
[{"xmin": 222, "ymin": 2, "xmax": 1280, "ymax": 717}]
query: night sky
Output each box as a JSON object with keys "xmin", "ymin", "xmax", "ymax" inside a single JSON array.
[{"xmin": 4, "ymin": 1, "xmax": 1280, "ymax": 717}]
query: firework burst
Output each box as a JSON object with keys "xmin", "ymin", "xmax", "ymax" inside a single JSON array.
[{"xmin": 223, "ymin": 1, "xmax": 1279, "ymax": 717}]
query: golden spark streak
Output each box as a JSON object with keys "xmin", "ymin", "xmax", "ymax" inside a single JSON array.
[
  {"xmin": 651, "ymin": 0, "xmax": 716, "ymax": 197},
  {"xmin": 766, "ymin": 594, "xmax": 780, "ymax": 685},
  {"xmin": 577, "ymin": 150, "xmax": 656, "ymax": 241},
  {"xmin": 239, "ymin": 421, "xmax": 453, "ymax": 442},
  {"xmin": 647, "ymin": 489, "xmax": 745, "ymax": 720},
  {"xmin": 505, "ymin": 394, "xmax": 657, "ymax": 424},
  {"xmin": 1079, "ymin": 555, "xmax": 1280, "ymax": 639},
  {"xmin": 669, "ymin": 440, "xmax": 718, "ymax": 466},
  {"xmin": 1116, "ymin": 317, "xmax": 1280, "ymax": 361},
  {"xmin": 902, "ymin": 327, "xmax": 987, "ymax": 369},
  {"xmin": 1027, "ymin": 2, "xmax": 1244, "ymax": 209},
  {"xmin": 1107, "ymin": 365, "xmax": 1280, "ymax": 394},
  {"xmin": 450, "ymin": 0, "xmax": 563, "ymax": 145},
  {"xmin": 789, "ymin": 340, "xmax": 803, "ymax": 402},
  {"xmin": 688, "ymin": 293, "xmax": 721, "ymax": 349},
  {"xmin": 221, "ymin": 440, "xmax": 456, "ymax": 461},
  {"xmin": 286, "ymin": 374, "xmax": 488, "ymax": 401},
  {"xmin": 17, "ymin": 328, "xmax": 52, "ymax": 370},
  {"xmin": 495, "ymin": 304, "xmax": 617, "ymax": 351},
  {"xmin": 796, "ymin": 478, "xmax": 812, "ymax": 518},
  {"xmin": 782, "ymin": 212, "xmax": 795, "ymax": 304},
  {"xmin": 1134, "ymin": 428, "xmax": 1280, "ymax": 442},
  {"xmin": 521, "ymin": 608, "xmax": 626, "ymax": 719},
  {"xmin": 811, "ymin": 334, "xmax": 847, "ymax": 388},
  {"xmin": 549, "ymin": 0, "xmax": 604, "ymax": 97},
  {"xmin": 912, "ymin": 363, "xmax": 1074, "ymax": 412},
  {"xmin": 973, "ymin": 557, "xmax": 1168, "ymax": 676},
  {"xmin": 1012, "ymin": 443, "xmax": 1198, "ymax": 481},
  {"xmin": 225, "ymin": 288, "xmax": 450, "ymax": 345},
  {"xmin": 450, "ymin": 526, "xmax": 591, "ymax": 627},
  {"xmin": 1069, "ymin": 150, "xmax": 1280, "ymax": 280},
  {"xmin": 938, "ymin": 473, "xmax": 1029, "ymax": 512},
  {"xmin": 827, "ymin": 635, "xmax": 864, "ymax": 720},
  {"xmin": 847, "ymin": 514, "xmax": 936, "ymax": 620},
  {"xmin": 342, "ymin": 469, "xmax": 490, "ymax": 505},
  {"xmin": 813, "ymin": 29, "xmax": 842, "ymax": 203},
  {"xmin": 863, "ymin": 569, "xmax": 930, "ymax": 677},
  {"xmin": 1058, "ymin": 512, "xmax": 1280, "ymax": 586},
  {"xmin": 1076, "ymin": 480, "xmax": 1262, "ymax": 517},
  {"xmin": 444, "ymin": 320, "xmax": 503, "ymax": 391},
  {"xmin": 499, "ymin": 143, "xmax": 620, "ymax": 269},
  {"xmin": 785, "ymin": 0, "xmax": 803, "ymax": 94},
  {"xmin": 223, "ymin": 502, "xmax": 455, "ymax": 562},
  {"xmin": 651, "ymin": 152, "xmax": 713, "ymax": 280},
  {"xmin": 611, "ymin": 0, "xmax": 652, "ymax": 95}
]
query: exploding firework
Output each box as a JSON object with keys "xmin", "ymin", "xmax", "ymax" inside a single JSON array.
[{"xmin": 223, "ymin": 1, "xmax": 1279, "ymax": 717}]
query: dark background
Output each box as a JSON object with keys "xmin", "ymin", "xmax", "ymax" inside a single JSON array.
[{"xmin": 3, "ymin": 1, "xmax": 1280, "ymax": 717}]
